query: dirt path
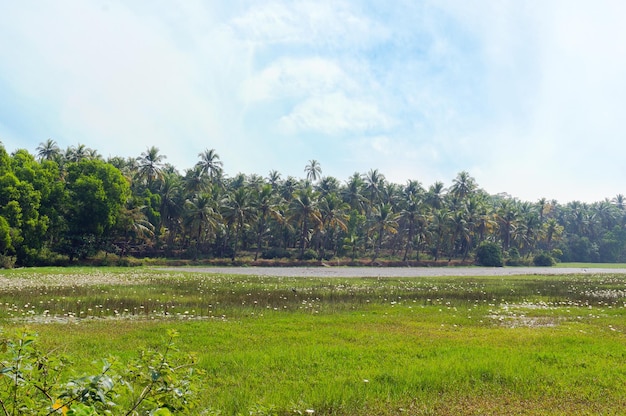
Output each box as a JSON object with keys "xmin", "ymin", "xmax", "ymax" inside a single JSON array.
[{"xmin": 163, "ymin": 266, "xmax": 626, "ymax": 278}]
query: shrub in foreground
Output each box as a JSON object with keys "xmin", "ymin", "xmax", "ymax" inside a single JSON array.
[{"xmin": 0, "ymin": 328, "xmax": 201, "ymax": 415}]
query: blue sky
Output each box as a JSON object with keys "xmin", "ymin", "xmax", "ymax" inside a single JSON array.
[{"xmin": 1, "ymin": 0, "xmax": 626, "ymax": 203}]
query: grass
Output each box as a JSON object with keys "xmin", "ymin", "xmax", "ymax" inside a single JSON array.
[
  {"xmin": 2, "ymin": 267, "xmax": 626, "ymax": 414},
  {"xmin": 558, "ymin": 262, "xmax": 626, "ymax": 268}
]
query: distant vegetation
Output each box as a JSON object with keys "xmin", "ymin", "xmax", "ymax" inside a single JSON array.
[{"xmin": 1, "ymin": 140, "xmax": 626, "ymax": 267}]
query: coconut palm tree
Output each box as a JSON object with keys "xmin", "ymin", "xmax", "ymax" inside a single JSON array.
[
  {"xmin": 363, "ymin": 169, "xmax": 385, "ymax": 207},
  {"xmin": 304, "ymin": 159, "xmax": 322, "ymax": 183},
  {"xmin": 252, "ymin": 184, "xmax": 282, "ymax": 260},
  {"xmin": 196, "ymin": 148, "xmax": 223, "ymax": 182},
  {"xmin": 450, "ymin": 171, "xmax": 477, "ymax": 201},
  {"xmin": 369, "ymin": 203, "xmax": 399, "ymax": 261},
  {"xmin": 496, "ymin": 199, "xmax": 519, "ymax": 251},
  {"xmin": 183, "ymin": 194, "xmax": 220, "ymax": 257},
  {"xmin": 136, "ymin": 146, "xmax": 166, "ymax": 190},
  {"xmin": 316, "ymin": 176, "xmax": 340, "ymax": 197},
  {"xmin": 425, "ymin": 181, "xmax": 446, "ymax": 210},
  {"xmin": 222, "ymin": 187, "xmax": 257, "ymax": 261},
  {"xmin": 289, "ymin": 186, "xmax": 321, "ymax": 259},
  {"xmin": 182, "ymin": 166, "xmax": 210, "ymax": 197},
  {"xmin": 267, "ymin": 170, "xmax": 281, "ymax": 188},
  {"xmin": 317, "ymin": 193, "xmax": 349, "ymax": 259},
  {"xmin": 341, "ymin": 173, "xmax": 366, "ymax": 213},
  {"xmin": 159, "ymin": 172, "xmax": 184, "ymax": 246},
  {"xmin": 65, "ymin": 144, "xmax": 91, "ymax": 163},
  {"xmin": 399, "ymin": 194, "xmax": 426, "ymax": 261},
  {"xmin": 36, "ymin": 139, "xmax": 61, "ymax": 162},
  {"xmin": 612, "ymin": 194, "xmax": 625, "ymax": 210}
]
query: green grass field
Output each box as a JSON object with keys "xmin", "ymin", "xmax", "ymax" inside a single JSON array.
[
  {"xmin": 558, "ymin": 262, "xmax": 626, "ymax": 269},
  {"xmin": 1, "ymin": 267, "xmax": 626, "ymax": 415}
]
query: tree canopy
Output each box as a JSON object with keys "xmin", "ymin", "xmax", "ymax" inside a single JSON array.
[{"xmin": 1, "ymin": 141, "xmax": 626, "ymax": 267}]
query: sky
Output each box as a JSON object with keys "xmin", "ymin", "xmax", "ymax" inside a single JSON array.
[{"xmin": 1, "ymin": 0, "xmax": 626, "ymax": 203}]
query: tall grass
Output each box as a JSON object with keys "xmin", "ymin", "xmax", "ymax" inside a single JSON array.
[{"xmin": 1, "ymin": 268, "xmax": 626, "ymax": 414}]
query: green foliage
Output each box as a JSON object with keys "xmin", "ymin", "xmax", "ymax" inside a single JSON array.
[
  {"xmin": 0, "ymin": 216, "xmax": 12, "ymax": 255},
  {"xmin": 0, "ymin": 328, "xmax": 201, "ymax": 415},
  {"xmin": 533, "ymin": 252, "xmax": 555, "ymax": 266},
  {"xmin": 5, "ymin": 143, "xmax": 626, "ymax": 264},
  {"xmin": 260, "ymin": 247, "xmax": 291, "ymax": 260},
  {"xmin": 475, "ymin": 241, "xmax": 503, "ymax": 267},
  {"xmin": 301, "ymin": 249, "xmax": 318, "ymax": 261}
]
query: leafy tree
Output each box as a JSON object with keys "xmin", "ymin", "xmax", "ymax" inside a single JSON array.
[
  {"xmin": 62, "ymin": 159, "xmax": 129, "ymax": 260},
  {"xmin": 0, "ymin": 215, "xmax": 12, "ymax": 255}
]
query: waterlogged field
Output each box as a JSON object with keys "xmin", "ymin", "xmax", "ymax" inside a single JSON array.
[{"xmin": 2, "ymin": 267, "xmax": 626, "ymax": 415}]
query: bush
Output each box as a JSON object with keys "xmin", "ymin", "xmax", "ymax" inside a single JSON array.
[
  {"xmin": 261, "ymin": 247, "xmax": 292, "ymax": 259},
  {"xmin": 0, "ymin": 254, "xmax": 15, "ymax": 269},
  {"xmin": 533, "ymin": 252, "xmax": 555, "ymax": 266},
  {"xmin": 300, "ymin": 249, "xmax": 318, "ymax": 260},
  {"xmin": 0, "ymin": 328, "xmax": 201, "ymax": 415},
  {"xmin": 475, "ymin": 241, "xmax": 503, "ymax": 267}
]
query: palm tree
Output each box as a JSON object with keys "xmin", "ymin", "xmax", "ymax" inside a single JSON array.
[
  {"xmin": 341, "ymin": 173, "xmax": 366, "ymax": 213},
  {"xmin": 363, "ymin": 169, "xmax": 385, "ymax": 207},
  {"xmin": 196, "ymin": 148, "xmax": 223, "ymax": 182},
  {"xmin": 136, "ymin": 146, "xmax": 166, "ymax": 190},
  {"xmin": 317, "ymin": 193, "xmax": 349, "ymax": 259},
  {"xmin": 496, "ymin": 199, "xmax": 519, "ymax": 251},
  {"xmin": 541, "ymin": 218, "xmax": 563, "ymax": 250},
  {"xmin": 266, "ymin": 170, "xmax": 281, "ymax": 187},
  {"xmin": 430, "ymin": 208, "xmax": 451, "ymax": 261},
  {"xmin": 425, "ymin": 181, "xmax": 446, "ymax": 210},
  {"xmin": 304, "ymin": 159, "xmax": 322, "ymax": 183},
  {"xmin": 252, "ymin": 184, "xmax": 282, "ymax": 260},
  {"xmin": 612, "ymin": 194, "xmax": 625, "ymax": 210},
  {"xmin": 450, "ymin": 171, "xmax": 477, "ymax": 201},
  {"xmin": 447, "ymin": 209, "xmax": 471, "ymax": 260},
  {"xmin": 36, "ymin": 139, "xmax": 60, "ymax": 161},
  {"xmin": 222, "ymin": 187, "xmax": 257, "ymax": 261},
  {"xmin": 183, "ymin": 194, "xmax": 220, "ymax": 258},
  {"xmin": 316, "ymin": 176, "xmax": 340, "ymax": 197},
  {"xmin": 289, "ymin": 186, "xmax": 321, "ymax": 259},
  {"xmin": 159, "ymin": 172, "xmax": 184, "ymax": 246},
  {"xmin": 280, "ymin": 176, "xmax": 299, "ymax": 202},
  {"xmin": 65, "ymin": 144, "xmax": 91, "ymax": 162},
  {"xmin": 182, "ymin": 166, "xmax": 210, "ymax": 197},
  {"xmin": 399, "ymin": 194, "xmax": 426, "ymax": 261},
  {"xmin": 369, "ymin": 203, "xmax": 399, "ymax": 261}
]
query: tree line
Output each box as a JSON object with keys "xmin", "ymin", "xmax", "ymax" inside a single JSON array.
[{"xmin": 1, "ymin": 139, "xmax": 625, "ymax": 267}]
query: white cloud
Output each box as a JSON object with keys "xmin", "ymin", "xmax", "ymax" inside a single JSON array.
[
  {"xmin": 229, "ymin": 0, "xmax": 388, "ymax": 47},
  {"xmin": 241, "ymin": 57, "xmax": 354, "ymax": 102},
  {"xmin": 279, "ymin": 92, "xmax": 394, "ymax": 136},
  {"xmin": 3, "ymin": 1, "xmax": 626, "ymax": 201}
]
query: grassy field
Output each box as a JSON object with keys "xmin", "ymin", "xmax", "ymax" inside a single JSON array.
[
  {"xmin": 1, "ymin": 267, "xmax": 626, "ymax": 415},
  {"xmin": 558, "ymin": 262, "xmax": 626, "ymax": 269}
]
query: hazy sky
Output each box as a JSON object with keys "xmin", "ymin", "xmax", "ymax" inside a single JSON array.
[{"xmin": 1, "ymin": 1, "xmax": 625, "ymax": 203}]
